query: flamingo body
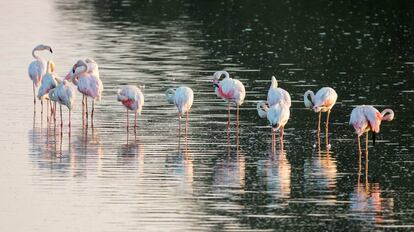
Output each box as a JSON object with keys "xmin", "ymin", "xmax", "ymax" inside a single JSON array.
[
  {"xmin": 166, "ymin": 86, "xmax": 194, "ymax": 115},
  {"xmin": 213, "ymin": 71, "xmax": 245, "ymax": 105},
  {"xmin": 268, "ymin": 76, "xmax": 291, "ymax": 107},
  {"xmin": 267, "ymin": 103, "xmax": 290, "ymax": 131},
  {"xmin": 37, "ymin": 60, "xmax": 59, "ymax": 100},
  {"xmin": 117, "ymin": 85, "xmax": 144, "ymax": 114},
  {"xmin": 49, "ymin": 80, "xmax": 76, "ymax": 110},
  {"xmin": 28, "ymin": 60, "xmax": 45, "ymax": 87},
  {"xmin": 349, "ymin": 105, "xmax": 394, "ymax": 137}
]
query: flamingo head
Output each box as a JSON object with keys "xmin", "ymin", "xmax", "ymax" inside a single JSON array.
[
  {"xmin": 312, "ymin": 106, "xmax": 322, "ymax": 113},
  {"xmin": 35, "ymin": 44, "xmax": 53, "ymax": 53}
]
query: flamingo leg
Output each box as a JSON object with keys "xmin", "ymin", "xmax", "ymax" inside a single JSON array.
[
  {"xmin": 272, "ymin": 128, "xmax": 275, "ymax": 154},
  {"xmin": 60, "ymin": 104, "xmax": 63, "ymax": 128},
  {"xmin": 126, "ymin": 108, "xmax": 129, "ymax": 133},
  {"xmin": 41, "ymin": 98, "xmax": 44, "ymax": 115},
  {"xmin": 317, "ymin": 111, "xmax": 321, "ymax": 146},
  {"xmin": 33, "ymin": 83, "xmax": 36, "ymax": 111},
  {"xmin": 54, "ymin": 102, "xmax": 57, "ymax": 124},
  {"xmin": 280, "ymin": 126, "xmax": 284, "ymax": 152},
  {"xmin": 236, "ymin": 104, "xmax": 240, "ymax": 131},
  {"xmin": 357, "ymin": 135, "xmax": 362, "ymax": 158},
  {"xmin": 227, "ymin": 103, "xmax": 231, "ymax": 133},
  {"xmin": 69, "ymin": 109, "xmax": 71, "ymax": 129},
  {"xmin": 365, "ymin": 131, "xmax": 369, "ymax": 160},
  {"xmin": 91, "ymin": 99, "xmax": 95, "ymax": 128},
  {"xmin": 185, "ymin": 111, "xmax": 189, "ymax": 139},
  {"xmin": 82, "ymin": 95, "xmax": 85, "ymax": 126},
  {"xmin": 85, "ymin": 98, "xmax": 89, "ymax": 127},
  {"xmin": 326, "ymin": 109, "xmax": 331, "ymax": 147},
  {"xmin": 134, "ymin": 111, "xmax": 137, "ymax": 133},
  {"xmin": 46, "ymin": 100, "xmax": 49, "ymax": 123}
]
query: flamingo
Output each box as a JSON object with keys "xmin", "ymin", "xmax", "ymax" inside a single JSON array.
[
  {"xmin": 66, "ymin": 59, "xmax": 103, "ymax": 127},
  {"xmin": 349, "ymin": 105, "xmax": 394, "ymax": 156},
  {"xmin": 212, "ymin": 71, "xmax": 246, "ymax": 131},
  {"xmin": 165, "ymin": 86, "xmax": 194, "ymax": 138},
  {"xmin": 304, "ymin": 87, "xmax": 338, "ymax": 147},
  {"xmin": 257, "ymin": 101, "xmax": 290, "ymax": 151},
  {"xmin": 37, "ymin": 60, "xmax": 59, "ymax": 122},
  {"xmin": 117, "ymin": 85, "xmax": 144, "ymax": 133},
  {"xmin": 48, "ymin": 80, "xmax": 76, "ymax": 129},
  {"xmin": 28, "ymin": 44, "xmax": 53, "ymax": 111},
  {"xmin": 268, "ymin": 76, "xmax": 291, "ymax": 107}
]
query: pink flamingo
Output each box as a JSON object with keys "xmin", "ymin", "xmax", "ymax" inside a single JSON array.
[
  {"xmin": 66, "ymin": 59, "xmax": 103, "ymax": 127},
  {"xmin": 349, "ymin": 105, "xmax": 394, "ymax": 156},
  {"xmin": 165, "ymin": 86, "xmax": 194, "ymax": 138},
  {"xmin": 48, "ymin": 80, "xmax": 76, "ymax": 129},
  {"xmin": 117, "ymin": 85, "xmax": 144, "ymax": 133},
  {"xmin": 212, "ymin": 71, "xmax": 246, "ymax": 131},
  {"xmin": 28, "ymin": 44, "xmax": 53, "ymax": 112},
  {"xmin": 304, "ymin": 87, "xmax": 338, "ymax": 146},
  {"xmin": 257, "ymin": 101, "xmax": 290, "ymax": 152},
  {"xmin": 37, "ymin": 60, "xmax": 59, "ymax": 122},
  {"xmin": 268, "ymin": 76, "xmax": 291, "ymax": 107}
]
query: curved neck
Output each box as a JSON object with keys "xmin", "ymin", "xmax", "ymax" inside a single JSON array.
[
  {"xmin": 165, "ymin": 88, "xmax": 176, "ymax": 104},
  {"xmin": 381, "ymin": 109, "xmax": 394, "ymax": 121},
  {"xmin": 271, "ymin": 76, "xmax": 278, "ymax": 88},
  {"xmin": 304, "ymin": 90, "xmax": 315, "ymax": 108},
  {"xmin": 257, "ymin": 101, "xmax": 269, "ymax": 119},
  {"xmin": 32, "ymin": 48, "xmax": 39, "ymax": 59},
  {"xmin": 222, "ymin": 71, "xmax": 230, "ymax": 79}
]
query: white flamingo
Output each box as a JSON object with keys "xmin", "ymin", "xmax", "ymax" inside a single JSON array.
[
  {"xmin": 37, "ymin": 60, "xmax": 59, "ymax": 122},
  {"xmin": 268, "ymin": 76, "xmax": 291, "ymax": 107},
  {"xmin": 28, "ymin": 44, "xmax": 53, "ymax": 111},
  {"xmin": 66, "ymin": 59, "xmax": 103, "ymax": 127},
  {"xmin": 48, "ymin": 80, "xmax": 76, "ymax": 129},
  {"xmin": 165, "ymin": 86, "xmax": 194, "ymax": 138},
  {"xmin": 257, "ymin": 101, "xmax": 290, "ymax": 151},
  {"xmin": 304, "ymin": 87, "xmax": 338, "ymax": 146},
  {"xmin": 349, "ymin": 105, "xmax": 394, "ymax": 156},
  {"xmin": 212, "ymin": 71, "xmax": 246, "ymax": 131},
  {"xmin": 117, "ymin": 85, "xmax": 144, "ymax": 133}
]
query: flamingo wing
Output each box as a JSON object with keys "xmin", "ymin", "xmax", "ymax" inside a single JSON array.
[{"xmin": 363, "ymin": 106, "xmax": 382, "ymax": 133}]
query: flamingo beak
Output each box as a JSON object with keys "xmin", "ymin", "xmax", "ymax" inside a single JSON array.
[
  {"xmin": 272, "ymin": 123, "xmax": 280, "ymax": 131},
  {"xmin": 213, "ymin": 83, "xmax": 219, "ymax": 88},
  {"xmin": 49, "ymin": 48, "xmax": 53, "ymax": 53}
]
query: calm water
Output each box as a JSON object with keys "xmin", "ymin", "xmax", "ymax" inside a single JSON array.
[{"xmin": 0, "ymin": 0, "xmax": 413, "ymax": 231}]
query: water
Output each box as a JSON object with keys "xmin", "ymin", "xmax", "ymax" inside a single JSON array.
[{"xmin": 0, "ymin": 0, "xmax": 413, "ymax": 231}]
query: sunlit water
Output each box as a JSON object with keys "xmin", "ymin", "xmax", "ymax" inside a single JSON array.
[{"xmin": 0, "ymin": 0, "xmax": 413, "ymax": 231}]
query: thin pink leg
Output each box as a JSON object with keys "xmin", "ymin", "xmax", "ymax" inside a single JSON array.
[
  {"xmin": 134, "ymin": 111, "xmax": 137, "ymax": 132},
  {"xmin": 185, "ymin": 111, "xmax": 189, "ymax": 139},
  {"xmin": 85, "ymin": 98, "xmax": 89, "ymax": 127},
  {"xmin": 227, "ymin": 103, "xmax": 231, "ymax": 133},
  {"xmin": 41, "ymin": 99, "xmax": 44, "ymax": 115},
  {"xmin": 82, "ymin": 95, "xmax": 85, "ymax": 126},
  {"xmin": 91, "ymin": 99, "xmax": 95, "ymax": 128},
  {"xmin": 236, "ymin": 105, "xmax": 239, "ymax": 131},
  {"xmin": 46, "ymin": 100, "xmax": 50, "ymax": 123},
  {"xmin": 126, "ymin": 108, "xmax": 129, "ymax": 133},
  {"xmin": 60, "ymin": 104, "xmax": 63, "ymax": 128},
  {"xmin": 326, "ymin": 110, "xmax": 331, "ymax": 147},
  {"xmin": 280, "ymin": 127, "xmax": 284, "ymax": 152},
  {"xmin": 33, "ymin": 83, "xmax": 36, "ymax": 112}
]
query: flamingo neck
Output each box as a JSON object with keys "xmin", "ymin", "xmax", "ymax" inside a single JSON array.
[
  {"xmin": 222, "ymin": 71, "xmax": 230, "ymax": 79},
  {"xmin": 257, "ymin": 101, "xmax": 269, "ymax": 119},
  {"xmin": 271, "ymin": 76, "xmax": 278, "ymax": 88},
  {"xmin": 165, "ymin": 88, "xmax": 176, "ymax": 104},
  {"xmin": 304, "ymin": 90, "xmax": 315, "ymax": 108},
  {"xmin": 381, "ymin": 109, "xmax": 394, "ymax": 121},
  {"xmin": 32, "ymin": 48, "xmax": 40, "ymax": 60}
]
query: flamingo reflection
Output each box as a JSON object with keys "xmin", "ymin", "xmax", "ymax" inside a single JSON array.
[
  {"xmin": 258, "ymin": 150, "xmax": 291, "ymax": 199},
  {"xmin": 166, "ymin": 142, "xmax": 194, "ymax": 194},
  {"xmin": 350, "ymin": 156, "xmax": 394, "ymax": 227}
]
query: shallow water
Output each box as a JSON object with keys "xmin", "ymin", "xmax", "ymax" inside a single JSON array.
[{"xmin": 0, "ymin": 0, "xmax": 413, "ymax": 231}]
